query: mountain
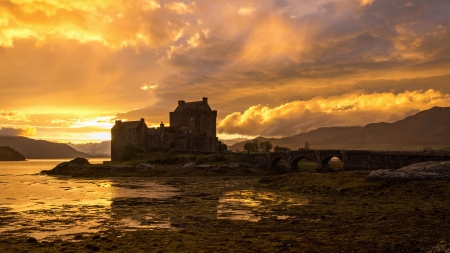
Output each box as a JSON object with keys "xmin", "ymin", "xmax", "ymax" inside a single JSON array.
[
  {"xmin": 0, "ymin": 146, "xmax": 26, "ymax": 161},
  {"xmin": 230, "ymin": 107, "xmax": 450, "ymax": 151},
  {"xmin": 0, "ymin": 136, "xmax": 92, "ymax": 159},
  {"xmin": 68, "ymin": 141, "xmax": 111, "ymax": 157}
]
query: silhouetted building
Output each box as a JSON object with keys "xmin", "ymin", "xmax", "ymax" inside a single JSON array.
[{"xmin": 111, "ymin": 98, "xmax": 218, "ymax": 161}]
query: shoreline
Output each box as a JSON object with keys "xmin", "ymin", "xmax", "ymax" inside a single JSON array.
[
  {"xmin": 1, "ymin": 171, "xmax": 450, "ymax": 252},
  {"xmin": 1, "ymin": 158, "xmax": 449, "ymax": 252}
]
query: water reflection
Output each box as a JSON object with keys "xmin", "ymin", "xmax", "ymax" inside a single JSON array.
[
  {"xmin": 217, "ymin": 190, "xmax": 308, "ymax": 222},
  {"xmin": 0, "ymin": 175, "xmax": 178, "ymax": 240}
]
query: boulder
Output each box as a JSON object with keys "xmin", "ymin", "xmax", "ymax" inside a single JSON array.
[
  {"xmin": 53, "ymin": 157, "xmax": 90, "ymax": 169},
  {"xmin": 220, "ymin": 162, "xmax": 253, "ymax": 169},
  {"xmin": 427, "ymin": 240, "xmax": 450, "ymax": 253},
  {"xmin": 365, "ymin": 161, "xmax": 450, "ymax": 183},
  {"xmin": 136, "ymin": 163, "xmax": 155, "ymax": 169},
  {"xmin": 193, "ymin": 164, "xmax": 212, "ymax": 169},
  {"xmin": 183, "ymin": 162, "xmax": 196, "ymax": 168},
  {"xmin": 26, "ymin": 237, "xmax": 37, "ymax": 243}
]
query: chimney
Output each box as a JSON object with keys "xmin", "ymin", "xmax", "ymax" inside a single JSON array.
[
  {"xmin": 115, "ymin": 120, "xmax": 122, "ymax": 124},
  {"xmin": 160, "ymin": 122, "xmax": 164, "ymax": 128},
  {"xmin": 202, "ymin": 97, "xmax": 208, "ymax": 104},
  {"xmin": 140, "ymin": 118, "xmax": 145, "ymax": 122},
  {"xmin": 178, "ymin": 100, "xmax": 185, "ymax": 106}
]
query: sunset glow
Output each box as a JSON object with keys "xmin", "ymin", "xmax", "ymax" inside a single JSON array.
[{"xmin": 1, "ymin": 0, "xmax": 450, "ymax": 143}]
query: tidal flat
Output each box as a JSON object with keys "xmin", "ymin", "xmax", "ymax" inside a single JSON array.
[{"xmin": 1, "ymin": 165, "xmax": 450, "ymax": 252}]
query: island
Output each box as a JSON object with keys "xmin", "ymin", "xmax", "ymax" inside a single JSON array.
[{"xmin": 0, "ymin": 146, "xmax": 26, "ymax": 161}]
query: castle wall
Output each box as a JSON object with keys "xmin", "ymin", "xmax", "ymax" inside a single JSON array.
[
  {"xmin": 147, "ymin": 126, "xmax": 175, "ymax": 149},
  {"xmin": 111, "ymin": 120, "xmax": 147, "ymax": 161},
  {"xmin": 111, "ymin": 98, "xmax": 219, "ymax": 160}
]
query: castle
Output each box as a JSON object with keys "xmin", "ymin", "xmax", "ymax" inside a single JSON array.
[{"xmin": 111, "ymin": 97, "xmax": 218, "ymax": 161}]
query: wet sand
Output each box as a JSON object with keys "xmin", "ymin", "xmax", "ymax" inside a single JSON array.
[{"xmin": 1, "ymin": 168, "xmax": 450, "ymax": 252}]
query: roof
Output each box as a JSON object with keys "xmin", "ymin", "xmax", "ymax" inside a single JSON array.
[
  {"xmin": 112, "ymin": 121, "xmax": 144, "ymax": 130},
  {"xmin": 174, "ymin": 100, "xmax": 212, "ymax": 112}
]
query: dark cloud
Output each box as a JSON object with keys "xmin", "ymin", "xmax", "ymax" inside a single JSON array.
[{"xmin": 0, "ymin": 127, "xmax": 36, "ymax": 136}]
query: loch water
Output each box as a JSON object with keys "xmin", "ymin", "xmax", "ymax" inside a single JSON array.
[
  {"xmin": 0, "ymin": 159, "xmax": 308, "ymax": 241},
  {"xmin": 0, "ymin": 159, "xmax": 178, "ymax": 240}
]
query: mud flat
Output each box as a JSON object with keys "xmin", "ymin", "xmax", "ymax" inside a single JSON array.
[{"xmin": 1, "ymin": 160, "xmax": 450, "ymax": 252}]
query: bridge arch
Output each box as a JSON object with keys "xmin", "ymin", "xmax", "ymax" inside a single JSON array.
[
  {"xmin": 291, "ymin": 156, "xmax": 318, "ymax": 172},
  {"xmin": 319, "ymin": 155, "xmax": 344, "ymax": 172},
  {"xmin": 271, "ymin": 156, "xmax": 283, "ymax": 168}
]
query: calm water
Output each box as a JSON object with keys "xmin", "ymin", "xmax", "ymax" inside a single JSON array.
[
  {"xmin": 0, "ymin": 159, "xmax": 307, "ymax": 241},
  {"xmin": 0, "ymin": 159, "xmax": 178, "ymax": 240}
]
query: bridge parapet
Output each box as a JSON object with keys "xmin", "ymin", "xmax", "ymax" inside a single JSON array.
[
  {"xmin": 343, "ymin": 150, "xmax": 450, "ymax": 170},
  {"xmin": 228, "ymin": 149, "xmax": 450, "ymax": 173}
]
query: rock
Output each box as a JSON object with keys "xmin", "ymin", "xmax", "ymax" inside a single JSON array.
[
  {"xmin": 70, "ymin": 157, "xmax": 90, "ymax": 165},
  {"xmin": 427, "ymin": 240, "xmax": 450, "ymax": 253},
  {"xmin": 365, "ymin": 161, "xmax": 450, "ymax": 183},
  {"xmin": 229, "ymin": 163, "xmax": 240, "ymax": 168},
  {"xmin": 136, "ymin": 163, "xmax": 155, "ymax": 168},
  {"xmin": 86, "ymin": 244, "xmax": 100, "ymax": 251},
  {"xmin": 234, "ymin": 168, "xmax": 253, "ymax": 174},
  {"xmin": 193, "ymin": 164, "xmax": 212, "ymax": 169},
  {"xmin": 238, "ymin": 162, "xmax": 253, "ymax": 168},
  {"xmin": 220, "ymin": 162, "xmax": 253, "ymax": 169},
  {"xmin": 26, "ymin": 237, "xmax": 37, "ymax": 243},
  {"xmin": 73, "ymin": 235, "xmax": 83, "ymax": 240},
  {"xmin": 110, "ymin": 165, "xmax": 134, "ymax": 170},
  {"xmin": 183, "ymin": 162, "xmax": 196, "ymax": 168},
  {"xmin": 259, "ymin": 176, "xmax": 279, "ymax": 184},
  {"xmin": 51, "ymin": 157, "xmax": 91, "ymax": 170}
]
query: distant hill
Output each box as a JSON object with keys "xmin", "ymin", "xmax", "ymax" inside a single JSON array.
[
  {"xmin": 68, "ymin": 141, "xmax": 111, "ymax": 157},
  {"xmin": 0, "ymin": 146, "xmax": 26, "ymax": 161},
  {"xmin": 0, "ymin": 136, "xmax": 92, "ymax": 159},
  {"xmin": 230, "ymin": 106, "xmax": 450, "ymax": 151}
]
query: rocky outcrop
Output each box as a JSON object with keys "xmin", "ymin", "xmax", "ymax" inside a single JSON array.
[
  {"xmin": 365, "ymin": 161, "xmax": 450, "ymax": 183},
  {"xmin": 55, "ymin": 157, "xmax": 90, "ymax": 168},
  {"xmin": 427, "ymin": 240, "xmax": 450, "ymax": 253}
]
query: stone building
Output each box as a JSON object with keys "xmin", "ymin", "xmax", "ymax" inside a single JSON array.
[{"xmin": 111, "ymin": 97, "xmax": 218, "ymax": 161}]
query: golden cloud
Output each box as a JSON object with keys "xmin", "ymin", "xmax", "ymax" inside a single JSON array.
[
  {"xmin": 165, "ymin": 2, "xmax": 195, "ymax": 14},
  {"xmin": 0, "ymin": 0, "xmax": 188, "ymax": 48},
  {"xmin": 237, "ymin": 5, "xmax": 256, "ymax": 16},
  {"xmin": 218, "ymin": 89, "xmax": 450, "ymax": 136},
  {"xmin": 0, "ymin": 110, "xmax": 30, "ymax": 121},
  {"xmin": 358, "ymin": 0, "xmax": 375, "ymax": 6}
]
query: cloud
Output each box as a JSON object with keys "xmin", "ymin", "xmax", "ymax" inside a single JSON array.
[
  {"xmin": 0, "ymin": 111, "xmax": 29, "ymax": 121},
  {"xmin": 237, "ymin": 5, "xmax": 256, "ymax": 16},
  {"xmin": 218, "ymin": 89, "xmax": 450, "ymax": 137},
  {"xmin": 1, "ymin": 0, "xmax": 450, "ymax": 143},
  {"xmin": 165, "ymin": 2, "xmax": 195, "ymax": 14},
  {"xmin": 0, "ymin": 127, "xmax": 36, "ymax": 136},
  {"xmin": 151, "ymin": 0, "xmax": 450, "ymax": 112},
  {"xmin": 140, "ymin": 84, "xmax": 158, "ymax": 90},
  {"xmin": 0, "ymin": 0, "xmax": 190, "ymax": 48},
  {"xmin": 359, "ymin": 0, "xmax": 375, "ymax": 6}
]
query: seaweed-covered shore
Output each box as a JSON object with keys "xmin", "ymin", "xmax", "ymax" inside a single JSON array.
[{"xmin": 1, "ymin": 158, "xmax": 450, "ymax": 252}]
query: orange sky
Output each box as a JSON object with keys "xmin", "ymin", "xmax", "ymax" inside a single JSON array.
[{"xmin": 1, "ymin": 0, "xmax": 450, "ymax": 143}]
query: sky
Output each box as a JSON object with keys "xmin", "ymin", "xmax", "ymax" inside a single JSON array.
[{"xmin": 1, "ymin": 0, "xmax": 450, "ymax": 143}]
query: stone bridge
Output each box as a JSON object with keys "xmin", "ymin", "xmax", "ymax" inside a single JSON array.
[{"xmin": 240, "ymin": 150, "xmax": 450, "ymax": 173}]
